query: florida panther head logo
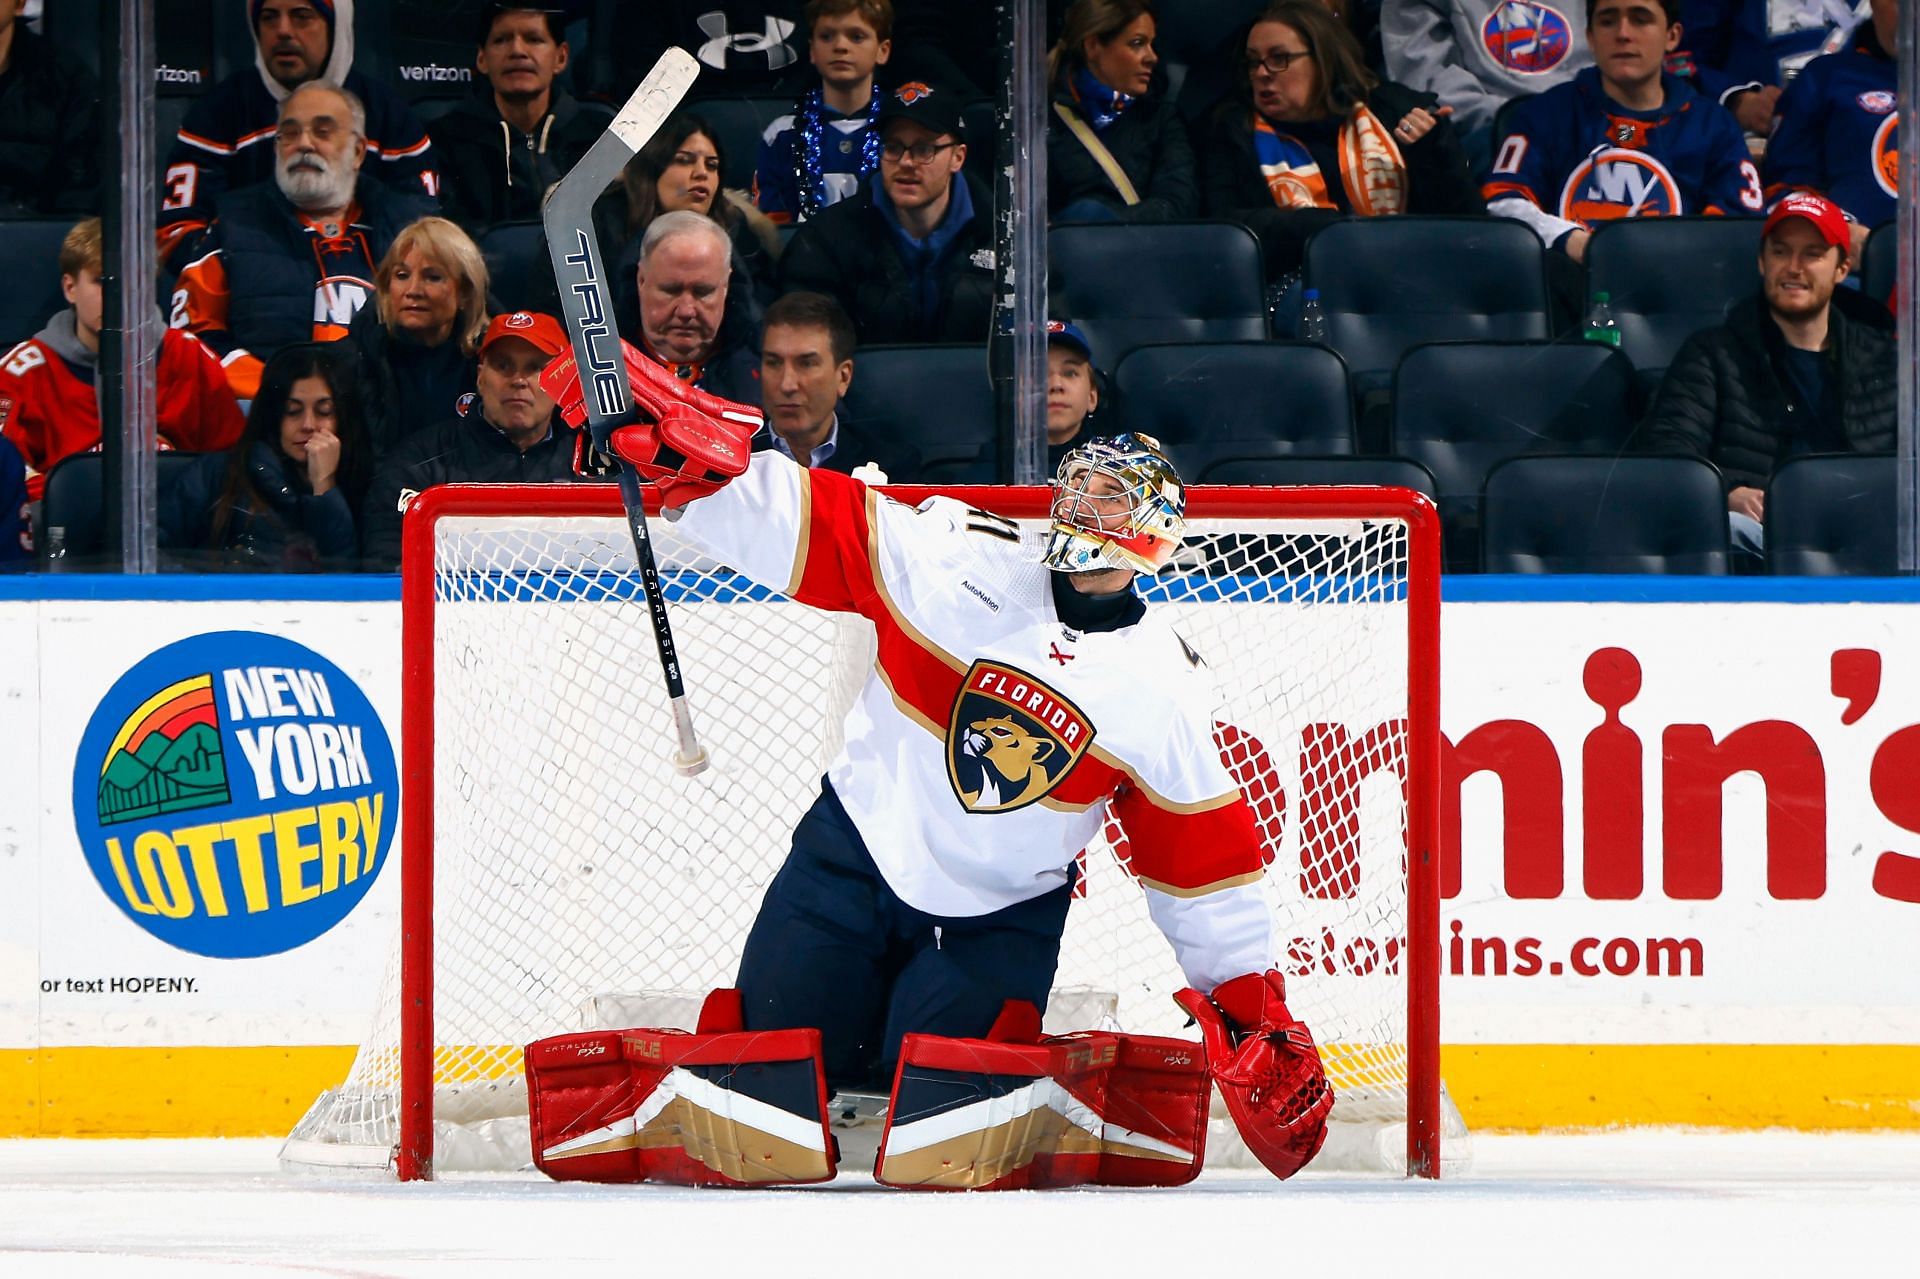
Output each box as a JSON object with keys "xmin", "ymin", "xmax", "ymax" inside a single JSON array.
[
  {"xmin": 946, "ymin": 661, "xmax": 1094, "ymax": 814},
  {"xmin": 958, "ymin": 715, "xmax": 1058, "ymax": 810}
]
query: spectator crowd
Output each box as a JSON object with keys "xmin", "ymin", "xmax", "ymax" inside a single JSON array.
[{"xmin": 0, "ymin": 0, "xmax": 1904, "ymax": 572}]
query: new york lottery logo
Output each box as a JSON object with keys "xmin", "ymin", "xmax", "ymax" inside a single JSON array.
[{"xmin": 72, "ymin": 632, "xmax": 398, "ymax": 958}]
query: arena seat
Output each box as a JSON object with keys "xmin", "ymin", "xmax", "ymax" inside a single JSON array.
[
  {"xmin": 39, "ymin": 451, "xmax": 206, "ymax": 568},
  {"xmin": 1301, "ymin": 217, "xmax": 1550, "ymax": 431},
  {"xmin": 960, "ymin": 97, "xmax": 997, "ymax": 185},
  {"xmin": 477, "ymin": 221, "xmax": 549, "ymax": 311},
  {"xmin": 1481, "ymin": 454, "xmax": 1730, "ymax": 574},
  {"xmin": 843, "ymin": 344, "xmax": 995, "ymax": 482},
  {"xmin": 1766, "ymin": 454, "xmax": 1896, "ymax": 576},
  {"xmin": 1203, "ymin": 454, "xmax": 1437, "ymax": 499},
  {"xmin": 1112, "ymin": 342, "xmax": 1355, "ymax": 479},
  {"xmin": 1049, "ymin": 221, "xmax": 1267, "ymax": 370},
  {"xmin": 1391, "ymin": 340, "xmax": 1636, "ymax": 570},
  {"xmin": 1585, "ymin": 217, "xmax": 1764, "ymax": 387},
  {"xmin": 686, "ymin": 96, "xmax": 796, "ymax": 191},
  {"xmin": 0, "ymin": 220, "xmax": 74, "ymax": 349},
  {"xmin": 1861, "ymin": 224, "xmax": 1895, "ymax": 306}
]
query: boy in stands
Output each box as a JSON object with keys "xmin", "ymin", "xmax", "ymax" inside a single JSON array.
[
  {"xmin": 0, "ymin": 219, "xmax": 243, "ymax": 500},
  {"xmin": 1483, "ymin": 0, "xmax": 1763, "ymax": 264},
  {"xmin": 755, "ymin": 0, "xmax": 893, "ymax": 223}
]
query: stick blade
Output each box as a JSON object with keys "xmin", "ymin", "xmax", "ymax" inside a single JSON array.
[{"xmin": 610, "ymin": 47, "xmax": 702, "ymax": 153}]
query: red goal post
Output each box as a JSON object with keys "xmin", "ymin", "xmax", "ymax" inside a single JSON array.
[{"xmin": 290, "ymin": 481, "xmax": 1442, "ymax": 1181}]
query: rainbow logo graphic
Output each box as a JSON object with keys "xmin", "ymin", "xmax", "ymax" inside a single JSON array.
[{"xmin": 96, "ymin": 674, "xmax": 232, "ymax": 825}]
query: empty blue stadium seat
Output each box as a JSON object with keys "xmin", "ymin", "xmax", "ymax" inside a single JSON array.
[
  {"xmin": 1767, "ymin": 454, "xmax": 1896, "ymax": 575},
  {"xmin": 40, "ymin": 451, "xmax": 207, "ymax": 568},
  {"xmin": 1202, "ymin": 454, "xmax": 1438, "ymax": 499},
  {"xmin": 1585, "ymin": 217, "xmax": 1763, "ymax": 381},
  {"xmin": 477, "ymin": 221, "xmax": 549, "ymax": 311},
  {"xmin": 1302, "ymin": 217, "xmax": 1550, "ymax": 395},
  {"xmin": 1112, "ymin": 341, "xmax": 1355, "ymax": 480},
  {"xmin": 1392, "ymin": 340, "xmax": 1636, "ymax": 570},
  {"xmin": 1861, "ymin": 224, "xmax": 1895, "ymax": 306},
  {"xmin": 0, "ymin": 220, "xmax": 74, "ymax": 349},
  {"xmin": 843, "ymin": 344, "xmax": 996, "ymax": 482},
  {"xmin": 1481, "ymin": 454, "xmax": 1730, "ymax": 573},
  {"xmin": 1049, "ymin": 221, "xmax": 1268, "ymax": 369}
]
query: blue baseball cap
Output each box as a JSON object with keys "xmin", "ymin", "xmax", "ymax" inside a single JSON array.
[{"xmin": 1045, "ymin": 320, "xmax": 1093, "ymax": 361}]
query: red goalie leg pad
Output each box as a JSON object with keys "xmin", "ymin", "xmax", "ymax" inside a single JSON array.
[
  {"xmin": 873, "ymin": 1007, "xmax": 1208, "ymax": 1191},
  {"xmin": 525, "ymin": 1004, "xmax": 835, "ymax": 1187}
]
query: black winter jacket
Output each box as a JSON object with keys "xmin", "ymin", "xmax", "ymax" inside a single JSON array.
[
  {"xmin": 335, "ymin": 304, "xmax": 479, "ymax": 462},
  {"xmin": 1641, "ymin": 296, "xmax": 1896, "ymax": 489},
  {"xmin": 780, "ymin": 174, "xmax": 995, "ymax": 346},
  {"xmin": 1047, "ymin": 86, "xmax": 1198, "ymax": 222},
  {"xmin": 159, "ymin": 442, "xmax": 359, "ymax": 570},
  {"xmin": 1198, "ymin": 80, "xmax": 1480, "ymax": 274},
  {"xmin": 427, "ymin": 91, "xmax": 613, "ymax": 234},
  {"xmin": 206, "ymin": 177, "xmax": 439, "ymax": 369},
  {"xmin": 0, "ymin": 27, "xmax": 99, "ymax": 216},
  {"xmin": 360, "ymin": 411, "xmax": 588, "ymax": 568}
]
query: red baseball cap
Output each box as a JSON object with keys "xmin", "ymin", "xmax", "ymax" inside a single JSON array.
[
  {"xmin": 1762, "ymin": 192, "xmax": 1850, "ymax": 252},
  {"xmin": 480, "ymin": 310, "xmax": 570, "ymax": 358}
]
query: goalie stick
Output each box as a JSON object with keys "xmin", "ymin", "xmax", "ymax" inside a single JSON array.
[{"xmin": 542, "ymin": 49, "xmax": 710, "ymax": 776}]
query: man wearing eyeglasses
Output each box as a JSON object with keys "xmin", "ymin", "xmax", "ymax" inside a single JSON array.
[
  {"xmin": 158, "ymin": 1, "xmax": 438, "ymax": 267},
  {"xmin": 779, "ymin": 80, "xmax": 995, "ymax": 345},
  {"xmin": 169, "ymin": 80, "xmax": 438, "ymax": 398}
]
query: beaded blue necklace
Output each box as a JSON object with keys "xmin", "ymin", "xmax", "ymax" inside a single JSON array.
[{"xmin": 794, "ymin": 84, "xmax": 883, "ymax": 219}]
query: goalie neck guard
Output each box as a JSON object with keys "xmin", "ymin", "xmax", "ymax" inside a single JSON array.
[{"xmin": 1042, "ymin": 433, "xmax": 1187, "ymax": 575}]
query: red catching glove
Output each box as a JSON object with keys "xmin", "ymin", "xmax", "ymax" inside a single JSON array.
[
  {"xmin": 1173, "ymin": 969, "xmax": 1333, "ymax": 1179},
  {"xmin": 540, "ymin": 340, "xmax": 763, "ymax": 507}
]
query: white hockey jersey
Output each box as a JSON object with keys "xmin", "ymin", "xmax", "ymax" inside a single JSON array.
[{"xmin": 672, "ymin": 451, "xmax": 1272, "ymax": 992}]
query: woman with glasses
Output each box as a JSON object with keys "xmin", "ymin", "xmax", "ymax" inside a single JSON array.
[
  {"xmin": 1046, "ymin": 0, "xmax": 1197, "ymax": 223},
  {"xmin": 1200, "ymin": 0, "xmax": 1478, "ymax": 277}
]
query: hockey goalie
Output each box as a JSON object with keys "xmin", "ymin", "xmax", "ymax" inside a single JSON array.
[{"xmin": 525, "ymin": 352, "xmax": 1333, "ymax": 1190}]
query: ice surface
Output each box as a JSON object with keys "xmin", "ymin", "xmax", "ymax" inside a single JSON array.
[{"xmin": 1, "ymin": 1132, "xmax": 1915, "ymax": 1277}]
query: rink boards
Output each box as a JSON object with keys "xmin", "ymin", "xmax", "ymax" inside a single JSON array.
[{"xmin": 0, "ymin": 572, "xmax": 1917, "ymax": 1136}]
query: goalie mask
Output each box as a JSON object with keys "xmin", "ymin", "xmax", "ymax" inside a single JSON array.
[{"xmin": 1042, "ymin": 433, "xmax": 1187, "ymax": 575}]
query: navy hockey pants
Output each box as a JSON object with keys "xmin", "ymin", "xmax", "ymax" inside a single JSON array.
[{"xmin": 736, "ymin": 781, "xmax": 1074, "ymax": 1091}]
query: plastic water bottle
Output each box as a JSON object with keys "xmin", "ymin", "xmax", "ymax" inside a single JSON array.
[
  {"xmin": 1298, "ymin": 288, "xmax": 1328, "ymax": 344},
  {"xmin": 1584, "ymin": 291, "xmax": 1621, "ymax": 348}
]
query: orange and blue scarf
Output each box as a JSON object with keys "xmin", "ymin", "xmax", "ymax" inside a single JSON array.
[{"xmin": 1252, "ymin": 105, "xmax": 1407, "ymax": 216}]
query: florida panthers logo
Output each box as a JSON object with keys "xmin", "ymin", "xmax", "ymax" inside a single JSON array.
[
  {"xmin": 1873, "ymin": 112, "xmax": 1899, "ymax": 199},
  {"xmin": 946, "ymin": 660, "xmax": 1093, "ymax": 814},
  {"xmin": 1481, "ymin": 3, "xmax": 1573, "ymax": 74},
  {"xmin": 1560, "ymin": 148, "xmax": 1683, "ymax": 224}
]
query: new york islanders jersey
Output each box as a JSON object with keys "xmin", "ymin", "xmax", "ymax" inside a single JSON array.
[
  {"xmin": 0, "ymin": 323, "xmax": 244, "ymax": 499},
  {"xmin": 754, "ymin": 99, "xmax": 879, "ymax": 224},
  {"xmin": 1484, "ymin": 67, "xmax": 1764, "ymax": 248},
  {"xmin": 1763, "ymin": 28, "xmax": 1896, "ymax": 228},
  {"xmin": 672, "ymin": 452, "xmax": 1273, "ymax": 992}
]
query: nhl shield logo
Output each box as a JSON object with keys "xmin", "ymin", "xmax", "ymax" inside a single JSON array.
[{"xmin": 946, "ymin": 660, "xmax": 1094, "ymax": 814}]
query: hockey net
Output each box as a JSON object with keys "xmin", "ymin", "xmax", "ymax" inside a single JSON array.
[{"xmin": 281, "ymin": 483, "xmax": 1451, "ymax": 1180}]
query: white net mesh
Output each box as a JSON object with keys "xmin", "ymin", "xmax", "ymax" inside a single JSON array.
[{"xmin": 281, "ymin": 488, "xmax": 1443, "ymax": 1176}]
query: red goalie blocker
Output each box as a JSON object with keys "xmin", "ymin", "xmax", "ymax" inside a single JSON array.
[
  {"xmin": 524, "ymin": 990, "xmax": 836, "ymax": 1187},
  {"xmin": 540, "ymin": 340, "xmax": 762, "ymax": 506},
  {"xmin": 873, "ymin": 1002, "xmax": 1211, "ymax": 1191}
]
